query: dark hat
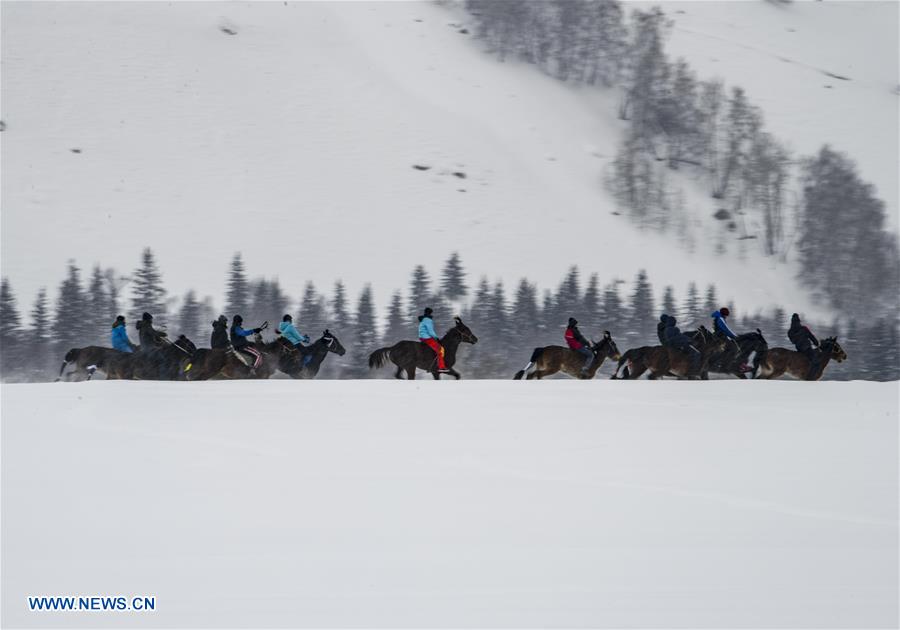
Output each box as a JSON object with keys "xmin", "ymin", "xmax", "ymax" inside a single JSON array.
[
  {"xmin": 791, "ymin": 313, "xmax": 800, "ymax": 322},
  {"xmin": 568, "ymin": 317, "xmax": 578, "ymax": 327},
  {"xmin": 233, "ymin": 314, "xmax": 243, "ymax": 324},
  {"xmin": 217, "ymin": 314, "xmax": 227, "ymax": 323},
  {"xmin": 660, "ymin": 314, "xmax": 669, "ymax": 323},
  {"xmin": 423, "ymin": 307, "xmax": 433, "ymax": 317},
  {"xmin": 142, "ymin": 312, "xmax": 153, "ymax": 321},
  {"xmin": 283, "ymin": 314, "xmax": 292, "ymax": 322},
  {"xmin": 719, "ymin": 307, "xmax": 730, "ymax": 317},
  {"xmin": 115, "ymin": 314, "xmax": 125, "ymax": 322}
]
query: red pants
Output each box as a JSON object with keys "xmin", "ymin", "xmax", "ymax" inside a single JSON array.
[{"xmin": 420, "ymin": 338, "xmax": 446, "ymax": 370}]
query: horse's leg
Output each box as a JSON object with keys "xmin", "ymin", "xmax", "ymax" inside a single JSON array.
[
  {"xmin": 431, "ymin": 370, "xmax": 440, "ymax": 380},
  {"xmin": 406, "ymin": 366, "xmax": 416, "ymax": 380},
  {"xmin": 394, "ymin": 365, "xmax": 404, "ymax": 380},
  {"xmin": 448, "ymin": 368, "xmax": 461, "ymax": 380}
]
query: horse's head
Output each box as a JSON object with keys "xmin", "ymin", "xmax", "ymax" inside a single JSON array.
[
  {"xmin": 453, "ymin": 317, "xmax": 478, "ymax": 344},
  {"xmin": 592, "ymin": 330, "xmax": 620, "ymax": 361},
  {"xmin": 320, "ymin": 330, "xmax": 346, "ymax": 356},
  {"xmin": 173, "ymin": 335, "xmax": 197, "ymax": 356},
  {"xmin": 823, "ymin": 337, "xmax": 847, "ymax": 363}
]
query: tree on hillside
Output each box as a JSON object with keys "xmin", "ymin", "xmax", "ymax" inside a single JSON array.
[
  {"xmin": 130, "ymin": 248, "xmax": 167, "ymax": 326},
  {"xmin": 225, "ymin": 253, "xmax": 250, "ymax": 318},
  {"xmin": 440, "ymin": 252, "xmax": 468, "ymax": 303}
]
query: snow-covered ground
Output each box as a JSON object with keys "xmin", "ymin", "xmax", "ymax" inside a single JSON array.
[
  {"xmin": 2, "ymin": 380, "xmax": 897, "ymax": 628},
  {"xmin": 4, "ymin": 1, "xmax": 895, "ymax": 319}
]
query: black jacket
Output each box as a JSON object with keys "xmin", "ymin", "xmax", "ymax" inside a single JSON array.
[
  {"xmin": 788, "ymin": 315, "xmax": 819, "ymax": 352},
  {"xmin": 136, "ymin": 320, "xmax": 166, "ymax": 351},
  {"xmin": 211, "ymin": 321, "xmax": 229, "ymax": 349}
]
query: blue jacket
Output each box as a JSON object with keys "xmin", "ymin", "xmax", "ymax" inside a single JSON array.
[
  {"xmin": 711, "ymin": 311, "xmax": 737, "ymax": 339},
  {"xmin": 279, "ymin": 321, "xmax": 309, "ymax": 345},
  {"xmin": 111, "ymin": 324, "xmax": 133, "ymax": 353},
  {"xmin": 418, "ymin": 316, "xmax": 438, "ymax": 340}
]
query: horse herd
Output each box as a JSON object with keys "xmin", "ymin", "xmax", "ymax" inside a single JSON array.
[{"xmin": 56, "ymin": 316, "xmax": 848, "ymax": 382}]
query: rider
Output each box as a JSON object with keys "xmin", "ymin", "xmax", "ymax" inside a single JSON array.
[
  {"xmin": 565, "ymin": 317, "xmax": 594, "ymax": 377},
  {"xmin": 657, "ymin": 314, "xmax": 671, "ymax": 345},
  {"xmin": 418, "ymin": 307, "xmax": 447, "ymax": 371},
  {"xmin": 788, "ymin": 313, "xmax": 820, "ymax": 377},
  {"xmin": 661, "ymin": 314, "xmax": 701, "ymax": 373},
  {"xmin": 135, "ymin": 312, "xmax": 167, "ymax": 352},
  {"xmin": 711, "ymin": 306, "xmax": 749, "ymax": 372},
  {"xmin": 277, "ymin": 314, "xmax": 310, "ymax": 349},
  {"xmin": 111, "ymin": 315, "xmax": 136, "ymax": 352},
  {"xmin": 230, "ymin": 314, "xmax": 266, "ymax": 369},
  {"xmin": 210, "ymin": 315, "xmax": 229, "ymax": 349}
]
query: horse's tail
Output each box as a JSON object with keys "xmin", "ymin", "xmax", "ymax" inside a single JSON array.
[
  {"xmin": 513, "ymin": 348, "xmax": 544, "ymax": 380},
  {"xmin": 56, "ymin": 348, "xmax": 79, "ymax": 381},
  {"xmin": 368, "ymin": 346, "xmax": 392, "ymax": 370}
]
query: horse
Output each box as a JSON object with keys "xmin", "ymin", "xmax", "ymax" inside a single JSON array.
[
  {"xmin": 368, "ymin": 316, "xmax": 478, "ymax": 379},
  {"xmin": 512, "ymin": 331, "xmax": 621, "ymax": 380},
  {"xmin": 754, "ymin": 336, "xmax": 847, "ymax": 380},
  {"xmin": 56, "ymin": 346, "xmax": 132, "ymax": 381},
  {"xmin": 183, "ymin": 333, "xmax": 278, "ymax": 380},
  {"xmin": 702, "ymin": 329, "xmax": 768, "ymax": 379},
  {"xmin": 612, "ymin": 326, "xmax": 725, "ymax": 380},
  {"xmin": 111, "ymin": 335, "xmax": 198, "ymax": 380},
  {"xmin": 277, "ymin": 330, "xmax": 346, "ymax": 379}
]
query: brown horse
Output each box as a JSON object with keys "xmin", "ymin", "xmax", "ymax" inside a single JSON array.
[
  {"xmin": 56, "ymin": 346, "xmax": 131, "ymax": 381},
  {"xmin": 512, "ymin": 331, "xmax": 621, "ymax": 380},
  {"xmin": 183, "ymin": 334, "xmax": 285, "ymax": 380},
  {"xmin": 276, "ymin": 331, "xmax": 346, "ymax": 379},
  {"xmin": 108, "ymin": 335, "xmax": 198, "ymax": 380},
  {"xmin": 612, "ymin": 326, "xmax": 725, "ymax": 380},
  {"xmin": 368, "ymin": 317, "xmax": 478, "ymax": 379},
  {"xmin": 754, "ymin": 337, "xmax": 847, "ymax": 380}
]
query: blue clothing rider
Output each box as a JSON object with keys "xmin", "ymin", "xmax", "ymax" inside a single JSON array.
[
  {"xmin": 711, "ymin": 307, "xmax": 737, "ymax": 339},
  {"xmin": 111, "ymin": 315, "xmax": 135, "ymax": 352},
  {"xmin": 278, "ymin": 314, "xmax": 310, "ymax": 347}
]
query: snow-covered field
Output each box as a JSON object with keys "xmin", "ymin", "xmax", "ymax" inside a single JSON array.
[
  {"xmin": 4, "ymin": 1, "xmax": 896, "ymax": 318},
  {"xmin": 2, "ymin": 380, "xmax": 897, "ymax": 628}
]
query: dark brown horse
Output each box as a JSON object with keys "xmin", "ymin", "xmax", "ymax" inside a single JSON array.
[
  {"xmin": 277, "ymin": 331, "xmax": 346, "ymax": 379},
  {"xmin": 701, "ymin": 329, "xmax": 768, "ymax": 379},
  {"xmin": 512, "ymin": 331, "xmax": 621, "ymax": 380},
  {"xmin": 183, "ymin": 334, "xmax": 283, "ymax": 380},
  {"xmin": 110, "ymin": 335, "xmax": 198, "ymax": 380},
  {"xmin": 368, "ymin": 317, "xmax": 478, "ymax": 379},
  {"xmin": 754, "ymin": 337, "xmax": 847, "ymax": 380},
  {"xmin": 56, "ymin": 346, "xmax": 131, "ymax": 381},
  {"xmin": 612, "ymin": 326, "xmax": 725, "ymax": 380}
]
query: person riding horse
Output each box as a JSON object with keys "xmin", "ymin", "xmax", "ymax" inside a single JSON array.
[
  {"xmin": 660, "ymin": 314, "xmax": 701, "ymax": 373},
  {"xmin": 277, "ymin": 314, "xmax": 310, "ymax": 349},
  {"xmin": 418, "ymin": 307, "xmax": 447, "ymax": 372},
  {"xmin": 111, "ymin": 315, "xmax": 136, "ymax": 353},
  {"xmin": 211, "ymin": 315, "xmax": 229, "ymax": 349},
  {"xmin": 230, "ymin": 315, "xmax": 267, "ymax": 371},
  {"xmin": 710, "ymin": 307, "xmax": 750, "ymax": 373},
  {"xmin": 565, "ymin": 317, "xmax": 594, "ymax": 377},
  {"xmin": 788, "ymin": 313, "xmax": 820, "ymax": 378}
]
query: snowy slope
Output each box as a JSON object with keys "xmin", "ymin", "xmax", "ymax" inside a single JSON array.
[
  {"xmin": 656, "ymin": 0, "xmax": 899, "ymax": 226},
  {"xmin": 2, "ymin": 380, "xmax": 897, "ymax": 627},
  {"xmin": 2, "ymin": 2, "xmax": 896, "ymax": 324}
]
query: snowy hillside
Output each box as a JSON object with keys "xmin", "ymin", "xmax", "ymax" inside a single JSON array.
[
  {"xmin": 5, "ymin": 1, "xmax": 893, "ymax": 320},
  {"xmin": 2, "ymin": 380, "xmax": 897, "ymax": 627}
]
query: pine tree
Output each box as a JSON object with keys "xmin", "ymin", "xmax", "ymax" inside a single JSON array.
[
  {"xmin": 662, "ymin": 285, "xmax": 677, "ymax": 318},
  {"xmin": 582, "ymin": 273, "xmax": 602, "ymax": 334},
  {"xmin": 178, "ymin": 290, "xmax": 204, "ymax": 342},
  {"xmin": 87, "ymin": 265, "xmax": 110, "ymax": 345},
  {"xmin": 0, "ymin": 278, "xmax": 23, "ymax": 379},
  {"xmin": 383, "ymin": 291, "xmax": 407, "ymax": 343},
  {"xmin": 130, "ymin": 247, "xmax": 167, "ymax": 326},
  {"xmin": 299, "ymin": 282, "xmax": 327, "ymax": 339},
  {"xmin": 628, "ymin": 270, "xmax": 655, "ymax": 344},
  {"xmin": 511, "ymin": 279, "xmax": 540, "ymax": 343},
  {"xmin": 555, "ymin": 266, "xmax": 581, "ymax": 322},
  {"xmin": 602, "ymin": 282, "xmax": 624, "ymax": 331},
  {"xmin": 53, "ymin": 262, "xmax": 89, "ymax": 353},
  {"xmin": 29, "ymin": 287, "xmax": 53, "ymax": 380},
  {"xmin": 349, "ymin": 285, "xmax": 378, "ymax": 378},
  {"xmin": 703, "ymin": 284, "xmax": 718, "ymax": 317},
  {"xmin": 225, "ymin": 253, "xmax": 250, "ymax": 318},
  {"xmin": 330, "ymin": 281, "xmax": 350, "ymax": 335},
  {"xmin": 440, "ymin": 252, "xmax": 468, "ymax": 303},
  {"xmin": 683, "ymin": 282, "xmax": 700, "ymax": 323},
  {"xmin": 408, "ymin": 265, "xmax": 432, "ymax": 324}
]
